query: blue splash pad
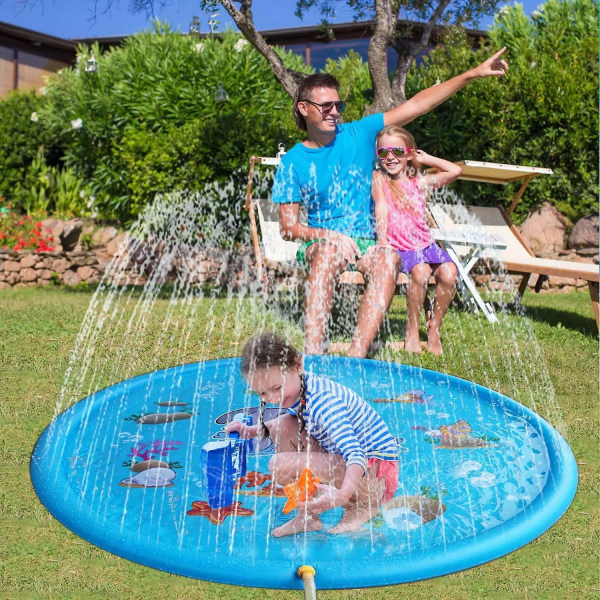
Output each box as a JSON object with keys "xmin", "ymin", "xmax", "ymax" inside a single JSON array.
[{"xmin": 31, "ymin": 356, "xmax": 577, "ymax": 589}]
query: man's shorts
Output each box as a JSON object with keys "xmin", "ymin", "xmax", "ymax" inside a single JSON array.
[{"xmin": 296, "ymin": 237, "xmax": 376, "ymax": 270}]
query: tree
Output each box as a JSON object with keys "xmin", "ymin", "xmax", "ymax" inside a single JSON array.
[
  {"xmin": 200, "ymin": 1, "xmax": 505, "ymax": 112},
  {"xmin": 63, "ymin": 0, "xmax": 505, "ymax": 111}
]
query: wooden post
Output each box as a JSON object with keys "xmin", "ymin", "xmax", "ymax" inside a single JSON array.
[
  {"xmin": 498, "ymin": 204, "xmax": 537, "ymax": 257},
  {"xmin": 244, "ymin": 157, "xmax": 264, "ymax": 286},
  {"xmin": 13, "ymin": 48, "xmax": 19, "ymax": 90},
  {"xmin": 588, "ymin": 280, "xmax": 599, "ymax": 330},
  {"xmin": 507, "ymin": 175, "xmax": 534, "ymax": 216}
]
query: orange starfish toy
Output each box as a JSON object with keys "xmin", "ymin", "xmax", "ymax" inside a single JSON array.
[{"xmin": 282, "ymin": 468, "xmax": 321, "ymax": 514}]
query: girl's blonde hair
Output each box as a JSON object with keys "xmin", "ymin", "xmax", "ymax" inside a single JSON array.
[{"xmin": 375, "ymin": 125, "xmax": 421, "ymax": 211}]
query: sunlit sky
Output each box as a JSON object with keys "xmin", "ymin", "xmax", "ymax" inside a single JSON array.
[{"xmin": 0, "ymin": 0, "xmax": 542, "ymax": 40}]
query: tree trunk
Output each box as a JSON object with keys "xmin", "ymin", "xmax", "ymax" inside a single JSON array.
[
  {"xmin": 364, "ymin": 0, "xmax": 397, "ymax": 114},
  {"xmin": 390, "ymin": 0, "xmax": 452, "ymax": 104},
  {"xmin": 219, "ymin": 0, "xmax": 305, "ymax": 97}
]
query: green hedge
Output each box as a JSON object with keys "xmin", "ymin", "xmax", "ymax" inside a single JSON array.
[
  {"xmin": 406, "ymin": 0, "xmax": 598, "ymax": 222},
  {"xmin": 33, "ymin": 24, "xmax": 306, "ymax": 222},
  {"xmin": 0, "ymin": 2, "xmax": 596, "ymax": 225}
]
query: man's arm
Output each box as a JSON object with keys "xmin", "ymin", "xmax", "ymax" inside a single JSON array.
[
  {"xmin": 384, "ymin": 47, "xmax": 508, "ymax": 128},
  {"xmin": 279, "ymin": 203, "xmax": 362, "ymax": 264}
]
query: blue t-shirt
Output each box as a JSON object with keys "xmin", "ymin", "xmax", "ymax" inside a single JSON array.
[{"xmin": 271, "ymin": 113, "xmax": 384, "ymax": 239}]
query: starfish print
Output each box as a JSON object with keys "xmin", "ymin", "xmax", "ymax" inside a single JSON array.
[
  {"xmin": 234, "ymin": 471, "xmax": 271, "ymax": 490},
  {"xmin": 187, "ymin": 501, "xmax": 254, "ymax": 525}
]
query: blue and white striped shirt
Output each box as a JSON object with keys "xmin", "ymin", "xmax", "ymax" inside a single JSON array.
[{"xmin": 287, "ymin": 372, "xmax": 398, "ymax": 473}]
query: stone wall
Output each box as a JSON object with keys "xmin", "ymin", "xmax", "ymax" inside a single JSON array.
[
  {"xmin": 1, "ymin": 211, "xmax": 596, "ymax": 293},
  {"xmin": 0, "ymin": 235, "xmax": 258, "ymax": 291}
]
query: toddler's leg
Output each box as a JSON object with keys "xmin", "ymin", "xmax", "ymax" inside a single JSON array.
[
  {"xmin": 328, "ymin": 463, "xmax": 386, "ymax": 534},
  {"xmin": 269, "ymin": 450, "xmax": 346, "ymax": 537},
  {"xmin": 405, "ymin": 263, "xmax": 432, "ymax": 353},
  {"xmin": 427, "ymin": 262, "xmax": 458, "ymax": 355}
]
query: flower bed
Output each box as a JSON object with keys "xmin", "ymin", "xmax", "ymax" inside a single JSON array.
[{"xmin": 0, "ymin": 200, "xmax": 55, "ymax": 253}]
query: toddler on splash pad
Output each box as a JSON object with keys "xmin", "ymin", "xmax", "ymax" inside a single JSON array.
[{"xmin": 226, "ymin": 332, "xmax": 399, "ymax": 536}]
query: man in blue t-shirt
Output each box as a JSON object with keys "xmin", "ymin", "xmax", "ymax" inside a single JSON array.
[{"xmin": 271, "ymin": 48, "xmax": 508, "ymax": 357}]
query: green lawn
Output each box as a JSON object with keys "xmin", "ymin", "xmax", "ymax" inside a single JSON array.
[{"xmin": 1, "ymin": 285, "xmax": 598, "ymax": 599}]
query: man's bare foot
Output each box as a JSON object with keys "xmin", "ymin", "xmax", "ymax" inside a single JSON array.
[
  {"xmin": 426, "ymin": 321, "xmax": 443, "ymax": 355},
  {"xmin": 404, "ymin": 331, "xmax": 423, "ymax": 354},
  {"xmin": 328, "ymin": 505, "xmax": 379, "ymax": 534},
  {"xmin": 272, "ymin": 513, "xmax": 323, "ymax": 537}
]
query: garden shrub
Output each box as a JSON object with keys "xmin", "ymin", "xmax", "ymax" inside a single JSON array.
[
  {"xmin": 0, "ymin": 198, "xmax": 55, "ymax": 252},
  {"xmin": 37, "ymin": 24, "xmax": 305, "ymax": 223},
  {"xmin": 406, "ymin": 0, "xmax": 598, "ymax": 222},
  {"xmin": 323, "ymin": 50, "xmax": 373, "ymax": 124},
  {"xmin": 0, "ymin": 90, "xmax": 61, "ymax": 211}
]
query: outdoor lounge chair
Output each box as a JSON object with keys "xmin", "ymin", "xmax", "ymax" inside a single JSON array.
[{"xmin": 429, "ymin": 161, "xmax": 599, "ymax": 329}]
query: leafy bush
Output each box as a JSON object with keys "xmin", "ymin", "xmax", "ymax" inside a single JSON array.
[
  {"xmin": 323, "ymin": 50, "xmax": 373, "ymax": 124},
  {"xmin": 406, "ymin": 0, "xmax": 598, "ymax": 222},
  {"xmin": 0, "ymin": 90, "xmax": 61, "ymax": 211},
  {"xmin": 37, "ymin": 24, "xmax": 305, "ymax": 222}
]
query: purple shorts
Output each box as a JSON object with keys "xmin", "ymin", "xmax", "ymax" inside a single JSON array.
[{"xmin": 397, "ymin": 242, "xmax": 454, "ymax": 274}]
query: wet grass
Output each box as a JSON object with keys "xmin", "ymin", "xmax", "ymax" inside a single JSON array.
[{"xmin": 1, "ymin": 285, "xmax": 598, "ymax": 599}]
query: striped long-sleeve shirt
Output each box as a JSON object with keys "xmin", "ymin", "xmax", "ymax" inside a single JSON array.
[{"xmin": 287, "ymin": 372, "xmax": 398, "ymax": 473}]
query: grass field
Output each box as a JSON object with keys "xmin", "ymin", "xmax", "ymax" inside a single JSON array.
[{"xmin": 1, "ymin": 285, "xmax": 598, "ymax": 599}]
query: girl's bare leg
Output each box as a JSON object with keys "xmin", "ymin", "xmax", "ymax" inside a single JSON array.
[
  {"xmin": 405, "ymin": 263, "xmax": 432, "ymax": 353},
  {"xmin": 426, "ymin": 262, "xmax": 458, "ymax": 355}
]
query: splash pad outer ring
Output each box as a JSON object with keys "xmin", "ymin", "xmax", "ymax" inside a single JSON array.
[{"xmin": 31, "ymin": 356, "xmax": 578, "ymax": 590}]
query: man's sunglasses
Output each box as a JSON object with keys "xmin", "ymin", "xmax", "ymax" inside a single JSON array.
[
  {"xmin": 302, "ymin": 99, "xmax": 346, "ymax": 114},
  {"xmin": 376, "ymin": 146, "xmax": 414, "ymax": 159}
]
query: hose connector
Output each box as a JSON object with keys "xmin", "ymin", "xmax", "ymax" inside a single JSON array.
[{"xmin": 297, "ymin": 565, "xmax": 317, "ymax": 599}]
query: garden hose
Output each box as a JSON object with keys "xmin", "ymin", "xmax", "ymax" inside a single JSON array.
[{"xmin": 297, "ymin": 565, "xmax": 317, "ymax": 600}]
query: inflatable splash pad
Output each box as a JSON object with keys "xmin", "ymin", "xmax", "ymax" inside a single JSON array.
[{"xmin": 31, "ymin": 356, "xmax": 577, "ymax": 589}]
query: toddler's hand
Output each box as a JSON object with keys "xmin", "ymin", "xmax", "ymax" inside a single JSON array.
[
  {"xmin": 302, "ymin": 483, "xmax": 349, "ymax": 514},
  {"xmin": 225, "ymin": 420, "xmax": 250, "ymax": 438}
]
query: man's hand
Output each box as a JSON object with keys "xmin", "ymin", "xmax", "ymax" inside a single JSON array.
[
  {"xmin": 472, "ymin": 47, "xmax": 508, "ymax": 78},
  {"xmin": 328, "ymin": 232, "xmax": 361, "ymax": 265}
]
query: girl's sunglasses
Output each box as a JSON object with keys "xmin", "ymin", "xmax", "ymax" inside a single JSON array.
[{"xmin": 376, "ymin": 146, "xmax": 414, "ymax": 159}]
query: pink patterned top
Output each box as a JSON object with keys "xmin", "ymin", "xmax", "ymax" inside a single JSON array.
[{"xmin": 383, "ymin": 176, "xmax": 433, "ymax": 252}]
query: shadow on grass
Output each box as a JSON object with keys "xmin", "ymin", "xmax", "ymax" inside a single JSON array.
[
  {"xmin": 520, "ymin": 304, "xmax": 597, "ymax": 337},
  {"xmin": 61, "ymin": 282, "xmax": 263, "ymax": 301}
]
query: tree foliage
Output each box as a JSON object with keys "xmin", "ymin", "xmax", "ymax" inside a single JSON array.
[
  {"xmin": 407, "ymin": 0, "xmax": 598, "ymax": 221},
  {"xmin": 35, "ymin": 24, "xmax": 303, "ymax": 221}
]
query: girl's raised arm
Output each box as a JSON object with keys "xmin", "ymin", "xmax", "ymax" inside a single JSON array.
[
  {"xmin": 414, "ymin": 151, "xmax": 462, "ymax": 190},
  {"xmin": 371, "ymin": 170, "xmax": 390, "ymax": 246}
]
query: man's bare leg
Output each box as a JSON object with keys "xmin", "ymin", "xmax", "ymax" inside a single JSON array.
[
  {"xmin": 304, "ymin": 242, "xmax": 346, "ymax": 354},
  {"xmin": 349, "ymin": 247, "xmax": 400, "ymax": 358}
]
